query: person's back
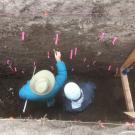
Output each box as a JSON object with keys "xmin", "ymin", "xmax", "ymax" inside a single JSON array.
[
  {"xmin": 63, "ymin": 81, "xmax": 96, "ymax": 112},
  {"xmin": 19, "ymin": 51, "xmax": 67, "ymax": 107}
]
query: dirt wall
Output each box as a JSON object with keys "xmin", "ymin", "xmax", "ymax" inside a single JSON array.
[{"xmin": 0, "ymin": 0, "xmax": 135, "ymax": 74}]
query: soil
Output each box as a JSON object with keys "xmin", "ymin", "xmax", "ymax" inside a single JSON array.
[
  {"xmin": 0, "ymin": 68, "xmax": 134, "ymax": 123},
  {"xmin": 1, "ymin": 1, "xmax": 135, "ymax": 134}
]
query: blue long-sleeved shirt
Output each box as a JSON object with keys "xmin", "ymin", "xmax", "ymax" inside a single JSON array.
[{"xmin": 19, "ymin": 61, "xmax": 67, "ymax": 101}]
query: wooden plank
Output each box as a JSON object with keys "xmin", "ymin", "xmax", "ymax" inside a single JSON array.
[
  {"xmin": 120, "ymin": 72, "xmax": 134, "ymax": 112},
  {"xmin": 121, "ymin": 49, "xmax": 135, "ymax": 69},
  {"xmin": 124, "ymin": 112, "xmax": 135, "ymax": 119}
]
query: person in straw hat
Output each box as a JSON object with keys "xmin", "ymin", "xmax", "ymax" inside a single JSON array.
[
  {"xmin": 19, "ymin": 51, "xmax": 67, "ymax": 107},
  {"xmin": 63, "ymin": 81, "xmax": 96, "ymax": 112}
]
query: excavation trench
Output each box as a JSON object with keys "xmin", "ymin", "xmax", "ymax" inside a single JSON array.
[
  {"xmin": 0, "ymin": 68, "xmax": 133, "ymax": 122},
  {"xmin": 1, "ymin": 0, "xmax": 135, "ymax": 134}
]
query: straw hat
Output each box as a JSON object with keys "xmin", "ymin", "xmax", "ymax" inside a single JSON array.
[
  {"xmin": 30, "ymin": 70, "xmax": 55, "ymax": 95},
  {"xmin": 64, "ymin": 82, "xmax": 81, "ymax": 100}
]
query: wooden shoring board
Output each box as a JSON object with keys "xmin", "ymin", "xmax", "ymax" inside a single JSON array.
[
  {"xmin": 121, "ymin": 49, "xmax": 135, "ymax": 69},
  {"xmin": 120, "ymin": 72, "xmax": 134, "ymax": 112},
  {"xmin": 124, "ymin": 112, "xmax": 135, "ymax": 119}
]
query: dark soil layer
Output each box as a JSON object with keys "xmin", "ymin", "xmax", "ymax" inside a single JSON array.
[{"xmin": 0, "ymin": 68, "xmax": 134, "ymax": 123}]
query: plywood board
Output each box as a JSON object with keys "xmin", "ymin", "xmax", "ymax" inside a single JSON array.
[{"xmin": 124, "ymin": 112, "xmax": 135, "ymax": 119}]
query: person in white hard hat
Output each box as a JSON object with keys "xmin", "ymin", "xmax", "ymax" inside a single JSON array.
[
  {"xmin": 63, "ymin": 81, "xmax": 96, "ymax": 112},
  {"xmin": 19, "ymin": 51, "xmax": 67, "ymax": 107}
]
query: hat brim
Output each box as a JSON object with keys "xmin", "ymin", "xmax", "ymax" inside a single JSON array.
[{"xmin": 30, "ymin": 70, "xmax": 55, "ymax": 95}]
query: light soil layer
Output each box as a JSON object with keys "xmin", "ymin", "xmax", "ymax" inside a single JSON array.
[
  {"xmin": 0, "ymin": 0, "xmax": 135, "ymax": 74},
  {"xmin": 0, "ymin": 119, "xmax": 135, "ymax": 135}
]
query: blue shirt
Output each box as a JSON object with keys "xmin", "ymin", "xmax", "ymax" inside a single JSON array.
[
  {"xmin": 64, "ymin": 81, "xmax": 96, "ymax": 112},
  {"xmin": 19, "ymin": 61, "xmax": 67, "ymax": 101}
]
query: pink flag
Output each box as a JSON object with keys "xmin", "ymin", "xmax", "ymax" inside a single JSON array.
[
  {"xmin": 9, "ymin": 65, "xmax": 14, "ymax": 72},
  {"xmin": 44, "ymin": 11, "xmax": 48, "ymax": 16},
  {"xmin": 74, "ymin": 48, "xmax": 78, "ymax": 56},
  {"xmin": 21, "ymin": 32, "xmax": 25, "ymax": 41},
  {"xmin": 6, "ymin": 59, "xmax": 11, "ymax": 65},
  {"xmin": 70, "ymin": 49, "xmax": 73, "ymax": 60},
  {"xmin": 47, "ymin": 51, "xmax": 50, "ymax": 59},
  {"xmin": 112, "ymin": 37, "xmax": 118, "ymax": 45},
  {"xmin": 14, "ymin": 67, "xmax": 17, "ymax": 72},
  {"xmin": 98, "ymin": 121, "xmax": 105, "ymax": 128},
  {"xmin": 54, "ymin": 33, "xmax": 59, "ymax": 45},
  {"xmin": 108, "ymin": 65, "xmax": 112, "ymax": 71},
  {"xmin": 33, "ymin": 61, "xmax": 36, "ymax": 67},
  {"xmin": 99, "ymin": 32, "xmax": 106, "ymax": 42},
  {"xmin": 6, "ymin": 59, "xmax": 14, "ymax": 72},
  {"xmin": 125, "ymin": 122, "xmax": 135, "ymax": 126}
]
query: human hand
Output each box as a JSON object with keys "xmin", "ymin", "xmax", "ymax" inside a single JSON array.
[{"xmin": 54, "ymin": 51, "xmax": 61, "ymax": 61}]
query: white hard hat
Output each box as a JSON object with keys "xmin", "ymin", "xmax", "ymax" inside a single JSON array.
[
  {"xmin": 64, "ymin": 82, "xmax": 81, "ymax": 100},
  {"xmin": 30, "ymin": 70, "xmax": 55, "ymax": 95}
]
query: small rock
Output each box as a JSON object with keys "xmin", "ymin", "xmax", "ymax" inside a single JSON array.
[
  {"xmin": 4, "ymin": 45, "xmax": 7, "ymax": 48},
  {"xmin": 8, "ymin": 88, "xmax": 13, "ymax": 91},
  {"xmin": 96, "ymin": 51, "xmax": 102, "ymax": 56},
  {"xmin": 87, "ymin": 64, "xmax": 90, "ymax": 68}
]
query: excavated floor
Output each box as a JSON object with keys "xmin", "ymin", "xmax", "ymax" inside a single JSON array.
[{"xmin": 0, "ymin": 69, "xmax": 134, "ymax": 122}]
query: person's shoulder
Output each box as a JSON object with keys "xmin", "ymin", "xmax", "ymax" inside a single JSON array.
[
  {"xmin": 79, "ymin": 81, "xmax": 96, "ymax": 89},
  {"xmin": 56, "ymin": 60, "xmax": 64, "ymax": 64},
  {"xmin": 77, "ymin": 82, "xmax": 88, "ymax": 88}
]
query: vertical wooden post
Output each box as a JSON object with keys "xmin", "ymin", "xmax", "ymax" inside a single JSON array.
[
  {"xmin": 120, "ymin": 71, "xmax": 134, "ymax": 112},
  {"xmin": 120, "ymin": 49, "xmax": 135, "ymax": 112}
]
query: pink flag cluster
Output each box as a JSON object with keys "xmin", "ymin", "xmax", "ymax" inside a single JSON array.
[
  {"xmin": 99, "ymin": 32, "xmax": 118, "ymax": 46},
  {"xmin": 69, "ymin": 48, "xmax": 78, "ymax": 60},
  {"xmin": 15, "ymin": 29, "xmax": 122, "ymax": 75}
]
